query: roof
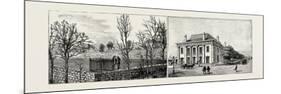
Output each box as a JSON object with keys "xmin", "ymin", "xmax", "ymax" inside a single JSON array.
[
  {"xmin": 177, "ymin": 33, "xmax": 224, "ymax": 48},
  {"xmin": 186, "ymin": 33, "xmax": 216, "ymax": 42}
]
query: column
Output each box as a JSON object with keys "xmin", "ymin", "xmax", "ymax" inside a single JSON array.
[
  {"xmin": 189, "ymin": 46, "xmax": 192, "ymax": 64},
  {"xmin": 178, "ymin": 46, "xmax": 180, "ymax": 61},
  {"xmin": 197, "ymin": 45, "xmax": 199, "ymax": 64}
]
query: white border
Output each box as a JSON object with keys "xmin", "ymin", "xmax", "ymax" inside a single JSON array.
[{"xmin": 25, "ymin": 1, "xmax": 263, "ymax": 93}]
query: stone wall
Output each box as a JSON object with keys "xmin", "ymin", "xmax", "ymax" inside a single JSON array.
[
  {"xmin": 52, "ymin": 66, "xmax": 95, "ymax": 84},
  {"xmin": 51, "ymin": 62, "xmax": 167, "ymax": 83},
  {"xmin": 94, "ymin": 64, "xmax": 167, "ymax": 82}
]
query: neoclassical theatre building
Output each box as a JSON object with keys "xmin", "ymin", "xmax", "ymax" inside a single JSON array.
[{"xmin": 176, "ymin": 32, "xmax": 224, "ymax": 64}]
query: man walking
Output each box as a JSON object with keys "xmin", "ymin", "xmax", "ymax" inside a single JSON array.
[
  {"xmin": 234, "ymin": 64, "xmax": 238, "ymax": 72},
  {"xmin": 202, "ymin": 66, "xmax": 206, "ymax": 74},
  {"xmin": 206, "ymin": 66, "xmax": 211, "ymax": 74}
]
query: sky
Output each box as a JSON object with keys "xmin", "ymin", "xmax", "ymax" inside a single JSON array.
[
  {"xmin": 49, "ymin": 11, "xmax": 252, "ymax": 57},
  {"xmin": 168, "ymin": 17, "xmax": 252, "ymax": 57},
  {"xmin": 49, "ymin": 11, "xmax": 167, "ymax": 45}
]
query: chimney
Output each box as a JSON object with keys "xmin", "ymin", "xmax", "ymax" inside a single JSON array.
[
  {"xmin": 216, "ymin": 36, "xmax": 220, "ymax": 42},
  {"xmin": 203, "ymin": 32, "xmax": 205, "ymax": 40},
  {"xmin": 184, "ymin": 34, "xmax": 187, "ymax": 41}
]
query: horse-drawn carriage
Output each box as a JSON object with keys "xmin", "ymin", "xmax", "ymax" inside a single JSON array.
[{"xmin": 182, "ymin": 63, "xmax": 195, "ymax": 69}]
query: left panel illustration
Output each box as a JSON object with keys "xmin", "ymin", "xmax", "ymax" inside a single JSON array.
[{"xmin": 48, "ymin": 11, "xmax": 168, "ymax": 84}]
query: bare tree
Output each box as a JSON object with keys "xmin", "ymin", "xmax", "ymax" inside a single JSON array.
[
  {"xmin": 52, "ymin": 20, "xmax": 90, "ymax": 83},
  {"xmin": 116, "ymin": 14, "xmax": 134, "ymax": 70},
  {"xmin": 143, "ymin": 16, "xmax": 161, "ymax": 67},
  {"xmin": 136, "ymin": 31, "xmax": 150, "ymax": 75},
  {"xmin": 157, "ymin": 21, "xmax": 167, "ymax": 60}
]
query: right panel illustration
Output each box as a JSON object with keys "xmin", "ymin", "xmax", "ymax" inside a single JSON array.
[{"xmin": 167, "ymin": 17, "xmax": 252, "ymax": 77}]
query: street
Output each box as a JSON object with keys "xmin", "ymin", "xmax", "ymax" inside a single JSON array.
[{"xmin": 168, "ymin": 60, "xmax": 252, "ymax": 77}]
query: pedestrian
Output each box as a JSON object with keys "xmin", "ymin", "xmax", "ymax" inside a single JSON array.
[
  {"xmin": 202, "ymin": 66, "xmax": 206, "ymax": 74},
  {"xmin": 207, "ymin": 66, "xmax": 211, "ymax": 74},
  {"xmin": 234, "ymin": 64, "xmax": 238, "ymax": 72}
]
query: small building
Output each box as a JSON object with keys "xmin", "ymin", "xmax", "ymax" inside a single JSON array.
[{"xmin": 176, "ymin": 32, "xmax": 224, "ymax": 64}]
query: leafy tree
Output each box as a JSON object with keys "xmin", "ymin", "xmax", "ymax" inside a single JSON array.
[
  {"xmin": 106, "ymin": 41, "xmax": 114, "ymax": 50},
  {"xmin": 52, "ymin": 20, "xmax": 90, "ymax": 83},
  {"xmin": 87, "ymin": 44, "xmax": 95, "ymax": 50},
  {"xmin": 99, "ymin": 43, "xmax": 105, "ymax": 52},
  {"xmin": 117, "ymin": 14, "xmax": 134, "ymax": 70},
  {"xmin": 223, "ymin": 46, "xmax": 245, "ymax": 62}
]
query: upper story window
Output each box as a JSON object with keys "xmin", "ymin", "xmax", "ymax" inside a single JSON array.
[
  {"xmin": 180, "ymin": 47, "xmax": 183, "ymax": 54},
  {"xmin": 199, "ymin": 47, "xmax": 203, "ymax": 55},
  {"xmin": 193, "ymin": 48, "xmax": 196, "ymax": 55},
  {"xmin": 206, "ymin": 46, "xmax": 209, "ymax": 52},
  {"xmin": 187, "ymin": 47, "xmax": 190, "ymax": 56}
]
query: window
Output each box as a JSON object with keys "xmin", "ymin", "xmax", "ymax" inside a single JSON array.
[
  {"xmin": 180, "ymin": 47, "xmax": 183, "ymax": 54},
  {"xmin": 199, "ymin": 47, "xmax": 203, "ymax": 55},
  {"xmin": 199, "ymin": 56, "xmax": 202, "ymax": 63},
  {"xmin": 206, "ymin": 46, "xmax": 209, "ymax": 52},
  {"xmin": 180, "ymin": 58, "xmax": 184, "ymax": 63},
  {"xmin": 187, "ymin": 47, "xmax": 190, "ymax": 55},
  {"xmin": 193, "ymin": 48, "xmax": 196, "ymax": 55}
]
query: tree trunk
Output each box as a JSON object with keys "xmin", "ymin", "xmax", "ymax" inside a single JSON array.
[
  {"xmin": 127, "ymin": 62, "xmax": 130, "ymax": 70},
  {"xmin": 64, "ymin": 58, "xmax": 69, "ymax": 83},
  {"xmin": 79, "ymin": 67, "xmax": 82, "ymax": 83},
  {"xmin": 173, "ymin": 63, "xmax": 175, "ymax": 74},
  {"xmin": 150, "ymin": 50, "xmax": 154, "ymax": 67},
  {"xmin": 49, "ymin": 51, "xmax": 54, "ymax": 83},
  {"xmin": 126, "ymin": 53, "xmax": 130, "ymax": 70},
  {"xmin": 161, "ymin": 48, "xmax": 165, "ymax": 66},
  {"xmin": 127, "ymin": 59, "xmax": 130, "ymax": 70},
  {"xmin": 145, "ymin": 49, "xmax": 149, "ymax": 77},
  {"xmin": 162, "ymin": 48, "xmax": 165, "ymax": 60},
  {"xmin": 149, "ymin": 49, "xmax": 154, "ymax": 76}
]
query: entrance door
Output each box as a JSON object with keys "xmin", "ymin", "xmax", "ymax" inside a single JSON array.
[
  {"xmin": 193, "ymin": 57, "xmax": 196, "ymax": 64},
  {"xmin": 180, "ymin": 58, "xmax": 184, "ymax": 64},
  {"xmin": 206, "ymin": 56, "xmax": 210, "ymax": 64},
  {"xmin": 186, "ymin": 57, "xmax": 190, "ymax": 64},
  {"xmin": 199, "ymin": 56, "xmax": 202, "ymax": 64}
]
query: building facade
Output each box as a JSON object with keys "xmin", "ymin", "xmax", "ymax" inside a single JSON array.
[{"xmin": 177, "ymin": 32, "xmax": 224, "ymax": 64}]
